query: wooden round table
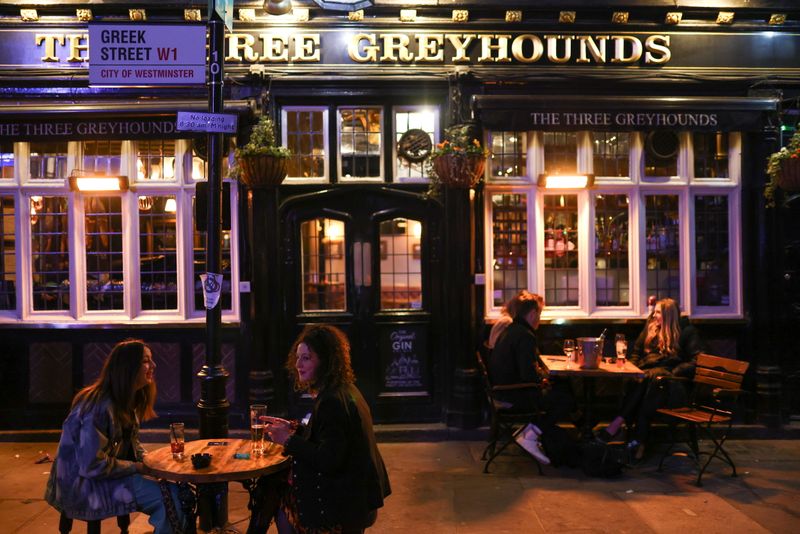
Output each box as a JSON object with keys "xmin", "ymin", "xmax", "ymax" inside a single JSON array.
[{"xmin": 144, "ymin": 438, "xmax": 290, "ymax": 533}]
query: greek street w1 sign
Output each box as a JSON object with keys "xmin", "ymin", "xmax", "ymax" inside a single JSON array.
[{"xmin": 88, "ymin": 23, "xmax": 206, "ymax": 86}]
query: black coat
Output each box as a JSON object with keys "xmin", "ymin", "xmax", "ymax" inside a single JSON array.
[
  {"xmin": 283, "ymin": 383, "xmax": 391, "ymax": 530},
  {"xmin": 630, "ymin": 316, "xmax": 705, "ymax": 378},
  {"xmin": 488, "ymin": 318, "xmax": 540, "ymax": 407}
]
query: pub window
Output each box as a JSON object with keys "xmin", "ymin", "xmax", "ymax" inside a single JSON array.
[
  {"xmin": 283, "ymin": 107, "xmax": 328, "ymax": 182},
  {"xmin": 31, "ymin": 196, "xmax": 70, "ymax": 312},
  {"xmin": 136, "ymin": 139, "xmax": 176, "ymax": 181},
  {"xmin": 645, "ymin": 194, "xmax": 681, "ymax": 305},
  {"xmin": 694, "ymin": 195, "xmax": 730, "ymax": 306},
  {"xmin": 192, "ymin": 197, "xmax": 233, "ymax": 313},
  {"xmin": 394, "ymin": 107, "xmax": 438, "ymax": 182},
  {"xmin": 0, "ymin": 141, "xmax": 13, "ymax": 180},
  {"xmin": 594, "ymin": 194, "xmax": 630, "ymax": 306},
  {"xmin": 644, "ymin": 131, "xmax": 678, "ymax": 177},
  {"xmin": 85, "ymin": 196, "xmax": 124, "ymax": 311},
  {"xmin": 491, "ymin": 193, "xmax": 529, "ymax": 308},
  {"xmin": 544, "ymin": 194, "xmax": 579, "ymax": 306},
  {"xmin": 82, "ymin": 140, "xmax": 122, "ymax": 176},
  {"xmin": 338, "ymin": 106, "xmax": 382, "ymax": 181},
  {"xmin": 139, "ymin": 196, "xmax": 178, "ymax": 311},
  {"xmin": 544, "ymin": 132, "xmax": 577, "ymax": 175},
  {"xmin": 0, "ymin": 195, "xmax": 16, "ymax": 311},
  {"xmin": 300, "ymin": 218, "xmax": 346, "ymax": 312},
  {"xmin": 29, "ymin": 141, "xmax": 68, "ymax": 180},
  {"xmin": 693, "ymin": 132, "xmax": 729, "ymax": 178},
  {"xmin": 489, "ymin": 131, "xmax": 528, "ymax": 180},
  {"xmin": 379, "ymin": 218, "xmax": 422, "ymax": 310},
  {"xmin": 592, "ymin": 132, "xmax": 629, "ymax": 177}
]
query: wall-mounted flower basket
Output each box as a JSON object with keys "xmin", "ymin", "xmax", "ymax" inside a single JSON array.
[
  {"xmin": 237, "ymin": 154, "xmax": 288, "ymax": 189},
  {"xmin": 432, "ymin": 153, "xmax": 486, "ymax": 189},
  {"xmin": 778, "ymin": 158, "xmax": 800, "ymax": 192}
]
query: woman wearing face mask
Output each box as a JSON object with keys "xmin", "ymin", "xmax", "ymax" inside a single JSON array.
[
  {"xmin": 263, "ymin": 325, "xmax": 391, "ymax": 534},
  {"xmin": 601, "ymin": 298, "xmax": 704, "ymax": 460}
]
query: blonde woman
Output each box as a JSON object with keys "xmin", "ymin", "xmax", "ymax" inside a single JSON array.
[{"xmin": 602, "ymin": 298, "xmax": 704, "ymax": 459}]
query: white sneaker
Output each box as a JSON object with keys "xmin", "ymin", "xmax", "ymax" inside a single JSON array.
[{"xmin": 515, "ymin": 432, "xmax": 551, "ymax": 465}]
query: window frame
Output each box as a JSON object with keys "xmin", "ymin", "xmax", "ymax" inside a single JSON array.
[
  {"xmin": 336, "ymin": 105, "xmax": 385, "ymax": 183},
  {"xmin": 392, "ymin": 105, "xmax": 440, "ymax": 184},
  {"xmin": 281, "ymin": 106, "xmax": 330, "ymax": 184}
]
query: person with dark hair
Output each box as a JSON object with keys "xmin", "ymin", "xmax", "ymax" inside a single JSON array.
[
  {"xmin": 489, "ymin": 293, "xmax": 574, "ymax": 465},
  {"xmin": 45, "ymin": 339, "xmax": 182, "ymax": 533},
  {"xmin": 602, "ymin": 298, "xmax": 704, "ymax": 460},
  {"xmin": 263, "ymin": 324, "xmax": 391, "ymax": 534},
  {"xmin": 487, "ymin": 290, "xmax": 532, "ymax": 349}
]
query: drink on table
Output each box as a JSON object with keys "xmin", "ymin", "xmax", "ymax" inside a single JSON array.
[
  {"xmin": 563, "ymin": 339, "xmax": 576, "ymax": 369},
  {"xmin": 615, "ymin": 334, "xmax": 627, "ymax": 368},
  {"xmin": 250, "ymin": 404, "xmax": 267, "ymax": 456},
  {"xmin": 169, "ymin": 422, "xmax": 185, "ymax": 461}
]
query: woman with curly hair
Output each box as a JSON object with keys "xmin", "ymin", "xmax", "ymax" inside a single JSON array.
[
  {"xmin": 602, "ymin": 298, "xmax": 704, "ymax": 459},
  {"xmin": 263, "ymin": 324, "xmax": 391, "ymax": 534}
]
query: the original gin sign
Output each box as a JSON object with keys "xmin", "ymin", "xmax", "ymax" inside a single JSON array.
[{"xmin": 88, "ymin": 23, "xmax": 206, "ymax": 85}]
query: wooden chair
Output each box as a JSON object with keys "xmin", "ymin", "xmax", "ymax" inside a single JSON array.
[
  {"xmin": 656, "ymin": 353, "xmax": 749, "ymax": 486},
  {"xmin": 58, "ymin": 512, "xmax": 131, "ymax": 534},
  {"xmin": 475, "ymin": 348, "xmax": 544, "ymax": 474}
]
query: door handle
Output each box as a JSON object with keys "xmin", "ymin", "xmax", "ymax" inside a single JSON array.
[
  {"xmin": 362, "ymin": 242, "xmax": 372, "ymax": 288},
  {"xmin": 353, "ymin": 241, "xmax": 372, "ymax": 288},
  {"xmin": 354, "ymin": 241, "xmax": 363, "ymax": 287}
]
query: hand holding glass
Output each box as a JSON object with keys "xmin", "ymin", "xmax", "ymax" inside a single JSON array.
[
  {"xmin": 169, "ymin": 422, "xmax": 185, "ymax": 461},
  {"xmin": 615, "ymin": 334, "xmax": 627, "ymax": 368},
  {"xmin": 250, "ymin": 404, "xmax": 267, "ymax": 456},
  {"xmin": 563, "ymin": 339, "xmax": 576, "ymax": 368}
]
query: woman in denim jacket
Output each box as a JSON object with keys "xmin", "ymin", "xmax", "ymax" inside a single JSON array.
[{"xmin": 45, "ymin": 339, "xmax": 182, "ymax": 533}]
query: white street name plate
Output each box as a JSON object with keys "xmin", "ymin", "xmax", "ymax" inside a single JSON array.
[
  {"xmin": 177, "ymin": 111, "xmax": 238, "ymax": 133},
  {"xmin": 88, "ymin": 23, "xmax": 206, "ymax": 86}
]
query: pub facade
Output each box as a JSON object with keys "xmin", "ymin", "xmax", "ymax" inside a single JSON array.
[{"xmin": 0, "ymin": 0, "xmax": 798, "ymax": 430}]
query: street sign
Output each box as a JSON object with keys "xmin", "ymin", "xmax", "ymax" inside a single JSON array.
[
  {"xmin": 88, "ymin": 24, "xmax": 206, "ymax": 86},
  {"xmin": 210, "ymin": 0, "xmax": 234, "ymax": 32},
  {"xmin": 177, "ymin": 111, "xmax": 238, "ymax": 134}
]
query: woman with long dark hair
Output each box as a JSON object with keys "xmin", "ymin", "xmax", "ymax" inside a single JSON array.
[
  {"xmin": 45, "ymin": 339, "xmax": 182, "ymax": 533},
  {"xmin": 264, "ymin": 324, "xmax": 391, "ymax": 534}
]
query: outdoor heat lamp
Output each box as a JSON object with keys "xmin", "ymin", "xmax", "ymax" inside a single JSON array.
[
  {"xmin": 538, "ymin": 174, "xmax": 594, "ymax": 189},
  {"xmin": 68, "ymin": 170, "xmax": 129, "ymax": 192}
]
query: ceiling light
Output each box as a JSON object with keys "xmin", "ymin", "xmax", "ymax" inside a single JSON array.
[
  {"xmin": 264, "ymin": 0, "xmax": 292, "ymax": 16},
  {"xmin": 538, "ymin": 174, "xmax": 594, "ymax": 189},
  {"xmin": 69, "ymin": 171, "xmax": 129, "ymax": 192}
]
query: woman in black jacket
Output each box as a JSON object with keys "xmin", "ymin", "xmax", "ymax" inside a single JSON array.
[
  {"xmin": 601, "ymin": 298, "xmax": 704, "ymax": 459},
  {"xmin": 264, "ymin": 324, "xmax": 391, "ymax": 534}
]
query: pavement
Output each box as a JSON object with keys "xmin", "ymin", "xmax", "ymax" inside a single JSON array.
[{"xmin": 1, "ymin": 434, "xmax": 799, "ymax": 533}]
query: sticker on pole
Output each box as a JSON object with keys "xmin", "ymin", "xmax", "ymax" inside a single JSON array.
[{"xmin": 201, "ymin": 272, "xmax": 224, "ymax": 309}]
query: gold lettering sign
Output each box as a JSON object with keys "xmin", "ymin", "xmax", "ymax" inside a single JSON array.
[{"xmin": 34, "ymin": 30, "xmax": 672, "ymax": 66}]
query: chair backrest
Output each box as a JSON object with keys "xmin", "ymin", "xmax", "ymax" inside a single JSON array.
[{"xmin": 694, "ymin": 353, "xmax": 749, "ymax": 390}]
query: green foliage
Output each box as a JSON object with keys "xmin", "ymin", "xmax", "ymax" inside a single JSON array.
[
  {"xmin": 236, "ymin": 115, "xmax": 291, "ymax": 158},
  {"xmin": 765, "ymin": 131, "xmax": 800, "ymax": 208}
]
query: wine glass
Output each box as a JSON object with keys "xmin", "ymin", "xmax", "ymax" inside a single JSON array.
[{"xmin": 563, "ymin": 339, "xmax": 576, "ymax": 368}]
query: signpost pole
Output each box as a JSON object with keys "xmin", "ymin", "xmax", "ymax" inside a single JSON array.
[{"xmin": 197, "ymin": 7, "xmax": 229, "ymax": 440}]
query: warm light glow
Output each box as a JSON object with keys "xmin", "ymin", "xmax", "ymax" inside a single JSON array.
[
  {"xmin": 539, "ymin": 174, "xmax": 594, "ymax": 189},
  {"xmin": 73, "ymin": 176, "xmax": 126, "ymax": 191},
  {"xmin": 411, "ymin": 221, "xmax": 422, "ymax": 239},
  {"xmin": 164, "ymin": 198, "xmax": 177, "ymax": 213},
  {"xmin": 325, "ymin": 220, "xmax": 344, "ymax": 241}
]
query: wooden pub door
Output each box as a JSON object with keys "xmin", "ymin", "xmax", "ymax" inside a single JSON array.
[{"xmin": 281, "ymin": 187, "xmax": 443, "ymax": 422}]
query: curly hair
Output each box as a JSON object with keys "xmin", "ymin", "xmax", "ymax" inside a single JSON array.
[{"xmin": 286, "ymin": 324, "xmax": 356, "ymax": 393}]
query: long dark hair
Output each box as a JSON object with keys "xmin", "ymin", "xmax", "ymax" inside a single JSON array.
[
  {"xmin": 72, "ymin": 338, "xmax": 157, "ymax": 427},
  {"xmin": 286, "ymin": 324, "xmax": 355, "ymax": 393}
]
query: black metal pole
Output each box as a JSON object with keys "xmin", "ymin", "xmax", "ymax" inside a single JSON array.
[{"xmin": 198, "ymin": 13, "xmax": 229, "ymax": 439}]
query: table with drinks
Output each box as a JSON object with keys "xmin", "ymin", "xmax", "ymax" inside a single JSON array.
[
  {"xmin": 542, "ymin": 334, "xmax": 644, "ymax": 439},
  {"xmin": 144, "ymin": 405, "xmax": 289, "ymax": 533}
]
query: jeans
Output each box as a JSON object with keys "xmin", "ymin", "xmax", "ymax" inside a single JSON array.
[{"xmin": 132, "ymin": 474, "xmax": 184, "ymax": 534}]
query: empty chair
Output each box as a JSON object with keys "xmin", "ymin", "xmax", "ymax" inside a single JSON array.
[
  {"xmin": 656, "ymin": 353, "xmax": 749, "ymax": 486},
  {"xmin": 58, "ymin": 512, "xmax": 130, "ymax": 534},
  {"xmin": 475, "ymin": 348, "xmax": 545, "ymax": 474}
]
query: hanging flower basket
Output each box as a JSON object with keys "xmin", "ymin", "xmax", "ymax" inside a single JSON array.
[
  {"xmin": 432, "ymin": 153, "xmax": 486, "ymax": 189},
  {"xmin": 237, "ymin": 154, "xmax": 289, "ymax": 189},
  {"xmin": 778, "ymin": 157, "xmax": 800, "ymax": 192}
]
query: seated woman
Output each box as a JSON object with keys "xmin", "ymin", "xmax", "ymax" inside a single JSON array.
[
  {"xmin": 263, "ymin": 324, "xmax": 391, "ymax": 534},
  {"xmin": 602, "ymin": 298, "xmax": 704, "ymax": 459},
  {"xmin": 486, "ymin": 290, "xmax": 531, "ymax": 350},
  {"xmin": 45, "ymin": 339, "xmax": 182, "ymax": 534}
]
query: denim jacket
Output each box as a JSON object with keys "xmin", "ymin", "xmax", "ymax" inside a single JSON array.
[{"xmin": 44, "ymin": 398, "xmax": 144, "ymax": 520}]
